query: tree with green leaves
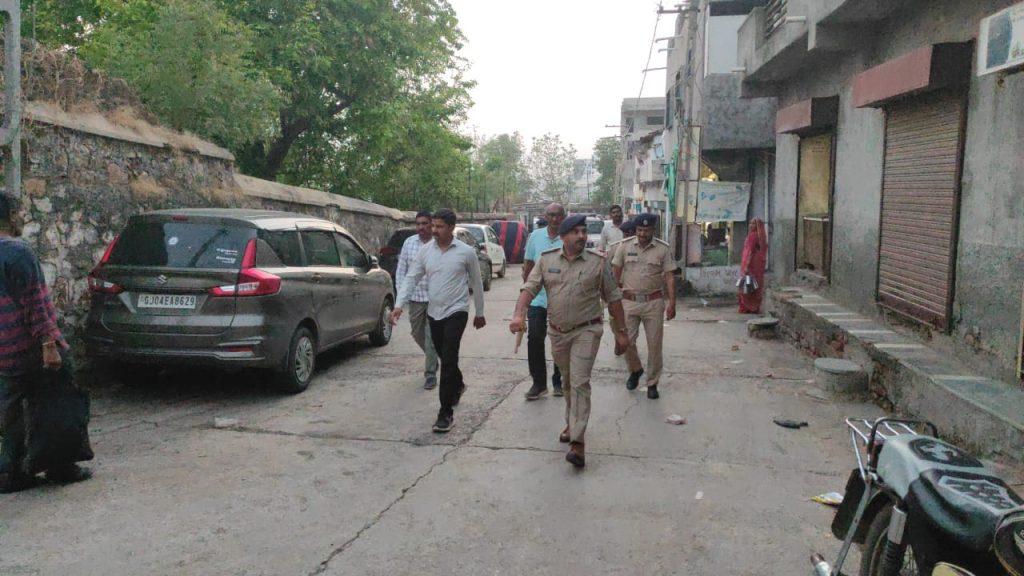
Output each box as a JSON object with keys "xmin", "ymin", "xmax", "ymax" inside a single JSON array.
[
  {"xmin": 592, "ymin": 136, "xmax": 620, "ymax": 208},
  {"xmin": 77, "ymin": 0, "xmax": 280, "ymax": 150},
  {"xmin": 468, "ymin": 133, "xmax": 529, "ymax": 211},
  {"xmin": 223, "ymin": 0, "xmax": 472, "ymax": 184},
  {"xmin": 527, "ymin": 133, "xmax": 576, "ymax": 203},
  {"xmin": 23, "ymin": 0, "xmax": 475, "ymax": 212}
]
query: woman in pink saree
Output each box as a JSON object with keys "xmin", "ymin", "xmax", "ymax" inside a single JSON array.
[{"xmin": 738, "ymin": 218, "xmax": 768, "ymax": 314}]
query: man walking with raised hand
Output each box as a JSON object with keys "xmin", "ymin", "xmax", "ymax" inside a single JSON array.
[
  {"xmin": 391, "ymin": 209, "xmax": 486, "ymax": 434},
  {"xmin": 612, "ymin": 213, "xmax": 677, "ymax": 400},
  {"xmin": 521, "ymin": 203, "xmax": 564, "ymax": 401},
  {"xmin": 396, "ymin": 210, "xmax": 439, "ymax": 390},
  {"xmin": 510, "ymin": 214, "xmax": 630, "ymax": 469}
]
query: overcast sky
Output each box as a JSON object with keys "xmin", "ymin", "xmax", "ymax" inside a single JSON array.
[{"xmin": 448, "ymin": 0, "xmax": 677, "ymax": 158}]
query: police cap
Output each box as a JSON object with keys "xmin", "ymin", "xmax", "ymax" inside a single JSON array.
[
  {"xmin": 619, "ymin": 218, "xmax": 637, "ymax": 235},
  {"xmin": 558, "ymin": 213, "xmax": 588, "ymax": 236},
  {"xmin": 635, "ymin": 213, "xmax": 658, "ymax": 228}
]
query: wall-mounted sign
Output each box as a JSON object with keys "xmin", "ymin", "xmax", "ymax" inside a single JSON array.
[
  {"xmin": 979, "ymin": 2, "xmax": 1024, "ymax": 76},
  {"xmin": 696, "ymin": 181, "xmax": 751, "ymax": 222}
]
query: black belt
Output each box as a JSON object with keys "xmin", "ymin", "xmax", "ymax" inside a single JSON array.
[{"xmin": 550, "ymin": 317, "xmax": 602, "ymax": 334}]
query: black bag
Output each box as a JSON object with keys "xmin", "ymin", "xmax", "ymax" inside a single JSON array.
[{"xmin": 20, "ymin": 361, "xmax": 94, "ymax": 475}]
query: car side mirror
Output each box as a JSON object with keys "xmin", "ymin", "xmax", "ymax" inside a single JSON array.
[{"xmin": 370, "ymin": 255, "xmax": 379, "ymax": 269}]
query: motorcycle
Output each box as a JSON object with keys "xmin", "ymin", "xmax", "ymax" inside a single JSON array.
[{"xmin": 810, "ymin": 417, "xmax": 1024, "ymax": 576}]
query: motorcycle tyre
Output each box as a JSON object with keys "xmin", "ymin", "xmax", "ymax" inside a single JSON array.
[{"xmin": 860, "ymin": 503, "xmax": 919, "ymax": 576}]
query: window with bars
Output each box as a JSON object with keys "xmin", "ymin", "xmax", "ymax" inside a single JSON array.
[{"xmin": 765, "ymin": 0, "xmax": 787, "ymax": 37}]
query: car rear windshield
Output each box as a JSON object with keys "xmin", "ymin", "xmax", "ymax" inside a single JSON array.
[
  {"xmin": 108, "ymin": 220, "xmax": 255, "ymax": 269},
  {"xmin": 587, "ymin": 220, "xmax": 604, "ymax": 234}
]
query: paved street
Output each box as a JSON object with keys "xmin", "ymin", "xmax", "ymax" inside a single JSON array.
[{"xmin": 1, "ymin": 265, "xmax": 884, "ymax": 576}]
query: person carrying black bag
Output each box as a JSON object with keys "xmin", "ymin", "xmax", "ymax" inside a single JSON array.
[{"xmin": 0, "ymin": 195, "xmax": 92, "ymax": 493}]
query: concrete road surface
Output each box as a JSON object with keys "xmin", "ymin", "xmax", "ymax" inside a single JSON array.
[{"xmin": 1, "ymin": 264, "xmax": 884, "ymax": 576}]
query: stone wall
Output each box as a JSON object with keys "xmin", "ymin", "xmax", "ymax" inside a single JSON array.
[{"xmin": 15, "ymin": 105, "xmax": 424, "ymax": 347}]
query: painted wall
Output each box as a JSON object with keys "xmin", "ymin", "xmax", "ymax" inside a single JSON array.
[{"xmin": 762, "ymin": 0, "xmax": 1024, "ymax": 380}]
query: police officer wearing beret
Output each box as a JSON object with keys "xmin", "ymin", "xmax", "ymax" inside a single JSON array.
[
  {"xmin": 510, "ymin": 214, "xmax": 630, "ymax": 468},
  {"xmin": 611, "ymin": 213, "xmax": 677, "ymax": 399}
]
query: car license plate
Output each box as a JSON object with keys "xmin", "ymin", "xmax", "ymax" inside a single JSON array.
[{"xmin": 138, "ymin": 294, "xmax": 197, "ymax": 309}]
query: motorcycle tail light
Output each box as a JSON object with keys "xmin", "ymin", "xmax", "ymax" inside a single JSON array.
[{"xmin": 994, "ymin": 511, "xmax": 1024, "ymax": 576}]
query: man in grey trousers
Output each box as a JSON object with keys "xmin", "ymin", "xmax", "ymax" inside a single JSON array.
[{"xmin": 396, "ymin": 210, "xmax": 439, "ymax": 389}]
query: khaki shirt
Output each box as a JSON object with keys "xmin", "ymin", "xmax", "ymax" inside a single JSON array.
[
  {"xmin": 612, "ymin": 237, "xmax": 674, "ymax": 293},
  {"xmin": 607, "ymin": 238, "xmax": 628, "ymax": 264},
  {"xmin": 522, "ymin": 247, "xmax": 622, "ymax": 331}
]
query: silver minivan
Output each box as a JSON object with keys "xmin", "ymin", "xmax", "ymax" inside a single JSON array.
[{"xmin": 85, "ymin": 209, "xmax": 394, "ymax": 392}]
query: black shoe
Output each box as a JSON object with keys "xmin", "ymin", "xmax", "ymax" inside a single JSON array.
[
  {"xmin": 626, "ymin": 369, "xmax": 644, "ymax": 391},
  {"xmin": 432, "ymin": 412, "xmax": 453, "ymax": 433},
  {"xmin": 423, "ymin": 374, "xmax": 437, "ymax": 390},
  {"xmin": 524, "ymin": 383, "xmax": 548, "ymax": 401},
  {"xmin": 45, "ymin": 464, "xmax": 93, "ymax": 485},
  {"xmin": 0, "ymin": 472, "xmax": 38, "ymax": 494},
  {"xmin": 647, "ymin": 385, "xmax": 660, "ymax": 399},
  {"xmin": 453, "ymin": 383, "xmax": 466, "ymax": 405},
  {"xmin": 552, "ymin": 385, "xmax": 563, "ymax": 397}
]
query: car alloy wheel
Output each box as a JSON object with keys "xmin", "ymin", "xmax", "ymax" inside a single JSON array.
[{"xmin": 294, "ymin": 335, "xmax": 315, "ymax": 383}]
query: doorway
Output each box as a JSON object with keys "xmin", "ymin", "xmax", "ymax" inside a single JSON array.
[{"xmin": 796, "ymin": 133, "xmax": 835, "ymax": 279}]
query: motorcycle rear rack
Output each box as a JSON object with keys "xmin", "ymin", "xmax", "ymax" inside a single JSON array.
[
  {"xmin": 845, "ymin": 417, "xmax": 938, "ymax": 478},
  {"xmin": 815, "ymin": 418, "xmax": 940, "ymax": 575}
]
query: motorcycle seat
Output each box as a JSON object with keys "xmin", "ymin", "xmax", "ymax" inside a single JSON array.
[{"xmin": 878, "ymin": 435, "xmax": 1024, "ymax": 552}]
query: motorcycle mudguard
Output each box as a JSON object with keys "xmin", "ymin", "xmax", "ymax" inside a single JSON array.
[{"xmin": 832, "ymin": 469, "xmax": 866, "ymax": 540}]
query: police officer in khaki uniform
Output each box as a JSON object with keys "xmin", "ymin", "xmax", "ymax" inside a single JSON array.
[
  {"xmin": 611, "ymin": 213, "xmax": 677, "ymax": 399},
  {"xmin": 605, "ymin": 217, "xmax": 636, "ymax": 333},
  {"xmin": 510, "ymin": 214, "xmax": 630, "ymax": 468}
]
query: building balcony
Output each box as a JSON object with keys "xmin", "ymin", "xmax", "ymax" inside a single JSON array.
[
  {"xmin": 702, "ymin": 74, "xmax": 776, "ymax": 151},
  {"xmin": 738, "ymin": 0, "xmax": 910, "ymax": 97}
]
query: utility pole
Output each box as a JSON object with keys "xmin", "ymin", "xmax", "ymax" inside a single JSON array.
[
  {"xmin": 677, "ymin": 2, "xmax": 701, "ymax": 266},
  {"xmin": 0, "ymin": 1, "xmax": 21, "ymax": 201}
]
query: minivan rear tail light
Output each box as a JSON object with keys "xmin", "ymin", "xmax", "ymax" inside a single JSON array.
[
  {"xmin": 210, "ymin": 239, "xmax": 281, "ymax": 297},
  {"xmin": 88, "ymin": 276, "xmax": 124, "ymax": 294},
  {"xmin": 379, "ymin": 246, "xmax": 398, "ymax": 257},
  {"xmin": 88, "ymin": 235, "xmax": 124, "ymax": 294}
]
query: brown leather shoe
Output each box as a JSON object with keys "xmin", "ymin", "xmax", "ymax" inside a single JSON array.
[
  {"xmin": 558, "ymin": 427, "xmax": 570, "ymax": 443},
  {"xmin": 566, "ymin": 442, "xmax": 585, "ymax": 468}
]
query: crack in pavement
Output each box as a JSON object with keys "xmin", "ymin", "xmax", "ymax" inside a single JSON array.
[
  {"xmin": 465, "ymin": 443, "xmax": 844, "ymax": 477},
  {"xmin": 308, "ymin": 443, "xmax": 460, "ymax": 576},
  {"xmin": 614, "ymin": 395, "xmax": 641, "ymax": 442},
  {"xmin": 211, "ymin": 425, "xmax": 459, "ymax": 448},
  {"xmin": 307, "ymin": 376, "xmax": 529, "ymax": 574}
]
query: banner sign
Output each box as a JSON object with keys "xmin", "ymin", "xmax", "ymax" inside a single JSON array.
[
  {"xmin": 696, "ymin": 181, "xmax": 751, "ymax": 222},
  {"xmin": 979, "ymin": 2, "xmax": 1024, "ymax": 76}
]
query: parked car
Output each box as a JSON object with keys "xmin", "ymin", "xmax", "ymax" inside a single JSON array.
[
  {"xmin": 460, "ymin": 223, "xmax": 506, "ymax": 278},
  {"xmin": 379, "ymin": 227, "xmax": 417, "ymax": 289},
  {"xmin": 491, "ymin": 220, "xmax": 527, "ymax": 264},
  {"xmin": 454, "ymin": 226, "xmax": 492, "ymax": 292},
  {"xmin": 585, "ymin": 216, "xmax": 604, "ymax": 249},
  {"xmin": 85, "ymin": 209, "xmax": 394, "ymax": 393}
]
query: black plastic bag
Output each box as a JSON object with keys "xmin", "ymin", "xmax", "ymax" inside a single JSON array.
[{"xmin": 20, "ymin": 362, "xmax": 94, "ymax": 475}]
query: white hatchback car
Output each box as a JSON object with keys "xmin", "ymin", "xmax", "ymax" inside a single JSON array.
[{"xmin": 460, "ymin": 223, "xmax": 507, "ymax": 278}]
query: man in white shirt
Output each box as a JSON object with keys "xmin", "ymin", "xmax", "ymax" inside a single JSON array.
[
  {"xmin": 598, "ymin": 204, "xmax": 625, "ymax": 253},
  {"xmin": 395, "ymin": 211, "xmax": 439, "ymax": 390},
  {"xmin": 391, "ymin": 209, "xmax": 486, "ymax": 433}
]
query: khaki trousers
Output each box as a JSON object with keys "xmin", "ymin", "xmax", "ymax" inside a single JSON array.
[
  {"xmin": 623, "ymin": 299, "xmax": 665, "ymax": 388},
  {"xmin": 549, "ymin": 323, "xmax": 603, "ymax": 444},
  {"xmin": 408, "ymin": 301, "xmax": 438, "ymax": 377}
]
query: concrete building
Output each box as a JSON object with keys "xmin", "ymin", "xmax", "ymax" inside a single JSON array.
[
  {"xmin": 659, "ymin": 0, "xmax": 777, "ymax": 291},
  {"xmin": 619, "ymin": 97, "xmax": 666, "ymax": 211},
  {"xmin": 570, "ymin": 157, "xmax": 597, "ymax": 205},
  {"xmin": 737, "ymin": 0, "xmax": 1024, "ymax": 383}
]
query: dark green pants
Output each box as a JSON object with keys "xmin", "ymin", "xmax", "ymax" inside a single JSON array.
[
  {"xmin": 0, "ymin": 375, "xmax": 30, "ymax": 476},
  {"xmin": 0, "ymin": 354, "xmax": 77, "ymax": 476}
]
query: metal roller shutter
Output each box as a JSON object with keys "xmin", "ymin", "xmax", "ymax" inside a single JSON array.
[{"xmin": 877, "ymin": 88, "xmax": 966, "ymax": 331}]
